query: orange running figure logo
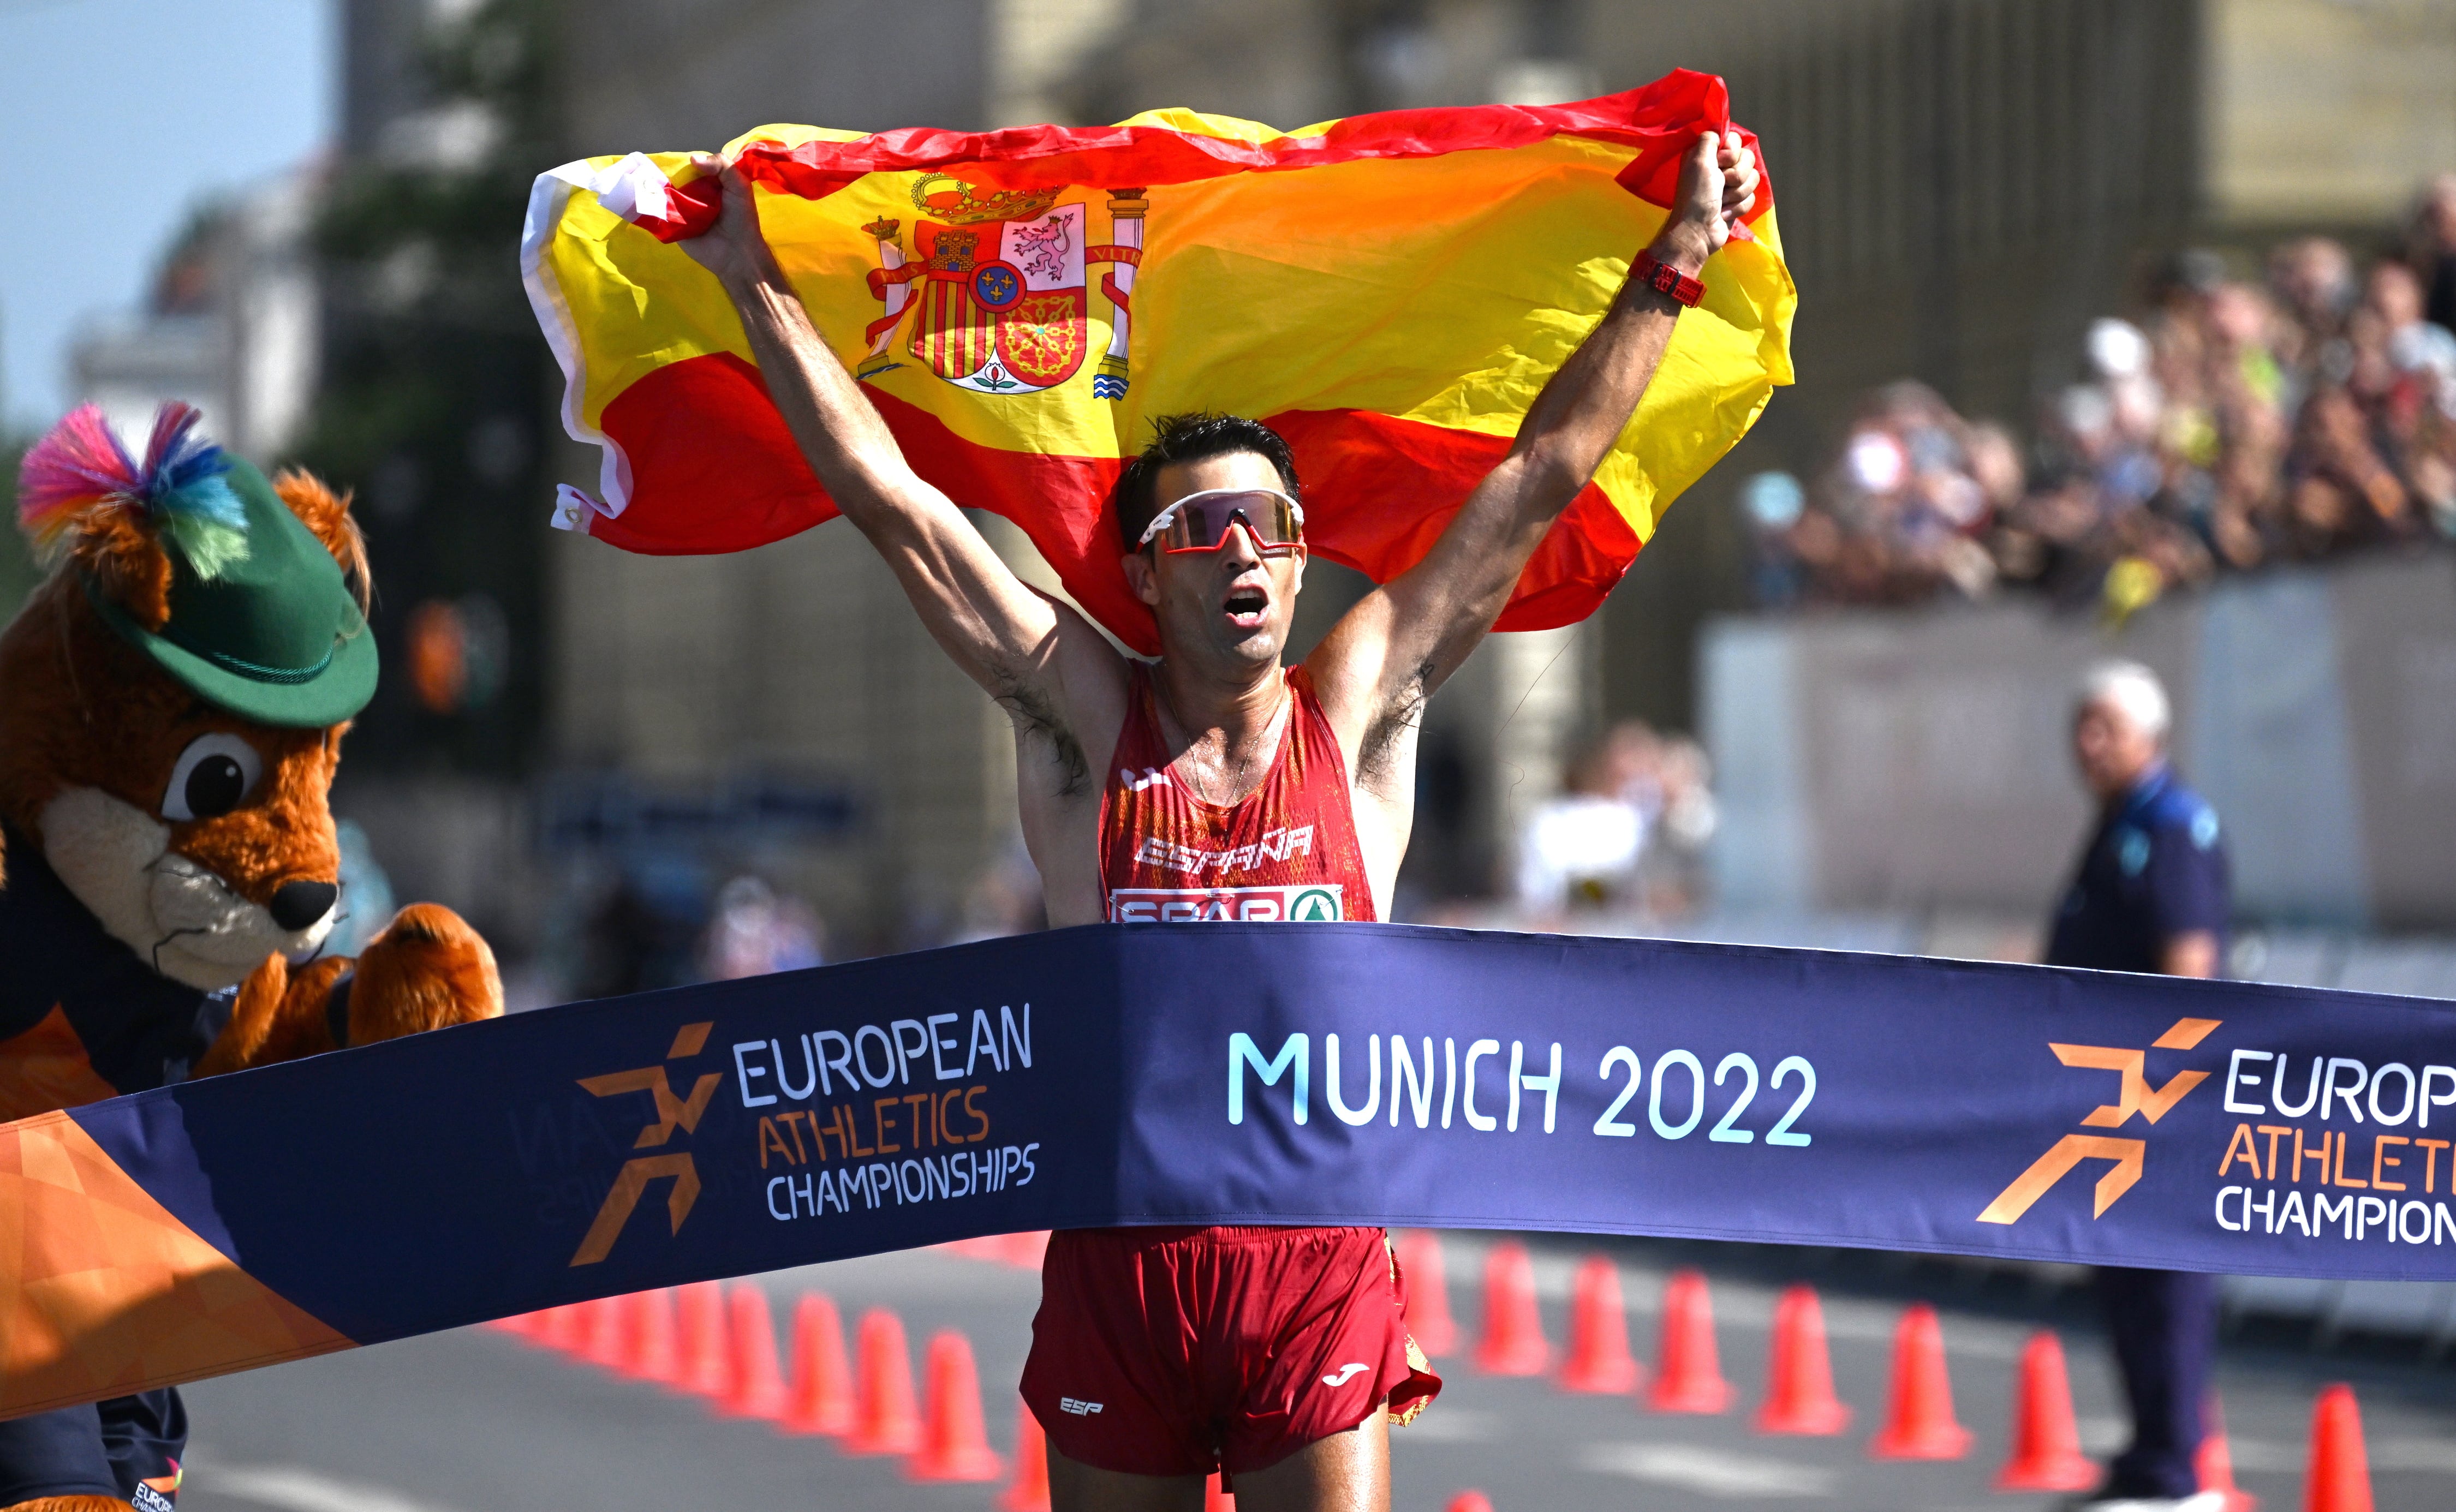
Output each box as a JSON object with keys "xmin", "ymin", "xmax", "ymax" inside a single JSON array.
[
  {"xmin": 1977, "ymin": 1017, "xmax": 2221, "ymax": 1224},
  {"xmin": 569, "ymin": 1020, "xmax": 721, "ymax": 1265}
]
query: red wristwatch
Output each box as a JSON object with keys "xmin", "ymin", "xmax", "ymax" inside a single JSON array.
[{"xmin": 1635, "ymin": 253, "xmax": 1706, "ymax": 308}]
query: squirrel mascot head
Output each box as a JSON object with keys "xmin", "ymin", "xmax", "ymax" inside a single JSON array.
[{"xmin": 2, "ymin": 402, "xmax": 378, "ymax": 990}]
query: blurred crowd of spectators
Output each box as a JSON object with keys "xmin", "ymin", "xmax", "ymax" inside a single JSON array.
[{"xmin": 1751, "ymin": 174, "xmax": 2456, "ymax": 617}]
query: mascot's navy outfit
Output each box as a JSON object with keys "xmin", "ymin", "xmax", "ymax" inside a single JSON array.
[
  {"xmin": 2047, "ymin": 761, "xmax": 2231, "ymax": 1504},
  {"xmin": 0, "ymin": 838, "xmax": 217, "ymax": 1508}
]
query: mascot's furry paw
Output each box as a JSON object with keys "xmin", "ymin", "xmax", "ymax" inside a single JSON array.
[
  {"xmin": 347, "ymin": 901, "xmax": 504, "ymax": 1042},
  {"xmin": 194, "ymin": 904, "xmax": 502, "ymax": 1077},
  {"xmin": 5, "ymin": 1496, "xmax": 135, "ymax": 1511}
]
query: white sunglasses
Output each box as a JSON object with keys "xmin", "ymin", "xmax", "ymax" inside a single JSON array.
[{"xmin": 1135, "ymin": 488, "xmax": 1307, "ymax": 554}]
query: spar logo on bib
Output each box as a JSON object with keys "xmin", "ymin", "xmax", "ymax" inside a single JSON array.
[{"xmin": 1110, "ymin": 884, "xmax": 1344, "ymax": 923}]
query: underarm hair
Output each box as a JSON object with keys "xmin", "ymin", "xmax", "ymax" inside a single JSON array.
[
  {"xmin": 1356, "ymin": 658, "xmax": 1437, "ymax": 787},
  {"xmin": 994, "ymin": 676, "xmax": 1090, "ymax": 796}
]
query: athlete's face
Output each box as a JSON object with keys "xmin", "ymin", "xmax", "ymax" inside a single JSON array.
[{"xmin": 1124, "ymin": 452, "xmax": 1307, "ymax": 675}]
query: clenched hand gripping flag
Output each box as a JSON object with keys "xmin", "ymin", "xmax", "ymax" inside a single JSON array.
[{"xmin": 521, "ymin": 69, "xmax": 1793, "ymax": 650}]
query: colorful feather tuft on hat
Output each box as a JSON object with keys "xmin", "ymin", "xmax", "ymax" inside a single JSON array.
[{"xmin": 17, "ymin": 402, "xmax": 251, "ymax": 578}]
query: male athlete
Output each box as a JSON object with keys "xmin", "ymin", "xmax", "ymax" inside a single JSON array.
[{"xmin": 680, "ymin": 127, "xmax": 1757, "ymax": 1512}]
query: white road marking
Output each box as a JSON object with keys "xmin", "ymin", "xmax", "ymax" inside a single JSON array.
[
  {"xmin": 2376, "ymin": 1437, "xmax": 2456, "ymax": 1474},
  {"xmin": 2223, "ymin": 1436, "xmax": 2456, "ymax": 1475},
  {"xmin": 2078, "ymin": 1414, "xmax": 2129, "ymax": 1453},
  {"xmin": 2226, "ymin": 1436, "xmax": 2305, "ymax": 1473},
  {"xmin": 1393, "ymin": 1408, "xmax": 1497, "ymax": 1443},
  {"xmin": 1581, "ymin": 1443, "xmax": 1835, "ymax": 1498},
  {"xmin": 188, "ymin": 1465, "xmax": 468, "ymax": 1512}
]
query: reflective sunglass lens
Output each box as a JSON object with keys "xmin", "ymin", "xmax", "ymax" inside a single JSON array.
[{"xmin": 1147, "ymin": 490, "xmax": 1304, "ymax": 552}]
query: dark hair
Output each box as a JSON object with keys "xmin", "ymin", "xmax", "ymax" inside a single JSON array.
[{"xmin": 1112, "ymin": 413, "xmax": 1302, "ymax": 553}]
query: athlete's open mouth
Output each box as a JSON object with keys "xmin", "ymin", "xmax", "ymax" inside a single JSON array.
[{"xmin": 1223, "ymin": 584, "xmax": 1269, "ymax": 627}]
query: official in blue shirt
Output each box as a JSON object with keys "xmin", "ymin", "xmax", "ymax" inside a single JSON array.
[{"xmin": 2046, "ymin": 661, "xmax": 2228, "ymax": 1512}]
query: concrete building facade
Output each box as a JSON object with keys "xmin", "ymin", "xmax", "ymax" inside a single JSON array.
[{"xmin": 69, "ymin": 170, "xmax": 322, "ymax": 465}]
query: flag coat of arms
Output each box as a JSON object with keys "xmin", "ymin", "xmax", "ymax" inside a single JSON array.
[{"xmin": 521, "ymin": 70, "xmax": 1795, "ymax": 653}]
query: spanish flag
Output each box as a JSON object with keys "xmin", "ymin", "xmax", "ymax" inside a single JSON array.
[{"xmin": 520, "ymin": 69, "xmax": 1793, "ymax": 652}]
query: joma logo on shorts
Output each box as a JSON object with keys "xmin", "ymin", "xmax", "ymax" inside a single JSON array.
[{"xmin": 1060, "ymin": 1396, "xmax": 1104, "ymax": 1416}]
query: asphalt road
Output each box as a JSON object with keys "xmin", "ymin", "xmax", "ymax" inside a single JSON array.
[{"xmin": 172, "ymin": 1233, "xmax": 2456, "ymax": 1511}]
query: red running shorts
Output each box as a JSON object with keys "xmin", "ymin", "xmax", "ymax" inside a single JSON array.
[{"xmin": 1020, "ymin": 1224, "xmax": 1441, "ymax": 1480}]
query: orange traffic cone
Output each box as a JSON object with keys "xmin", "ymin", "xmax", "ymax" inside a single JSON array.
[
  {"xmin": 2197, "ymin": 1391, "xmax": 2257, "ymax": 1512},
  {"xmin": 997, "ymin": 1400, "xmax": 1051, "ymax": 1512},
  {"xmin": 1993, "ymin": 1331, "xmax": 2097, "ymax": 1490},
  {"xmin": 1444, "ymin": 1493, "xmax": 1495, "ymax": 1512},
  {"xmin": 1754, "ymin": 1284, "xmax": 1849, "ymax": 1435},
  {"xmin": 1473, "ymin": 1241, "xmax": 1550, "ymax": 1376},
  {"xmin": 580, "ymin": 1294, "xmax": 630, "ymax": 1369},
  {"xmin": 1646, "ymin": 1269, "xmax": 1734, "ymax": 1413},
  {"xmin": 2302, "ymin": 1383, "xmax": 2372, "ymax": 1512},
  {"xmin": 623, "ymin": 1288, "xmax": 678, "ymax": 1383},
  {"xmin": 1868, "ymin": 1303, "xmax": 1971, "ymax": 1460},
  {"xmin": 536, "ymin": 1302, "xmax": 585, "ymax": 1353},
  {"xmin": 1394, "ymin": 1230, "xmax": 1457, "ymax": 1357},
  {"xmin": 676, "ymin": 1280, "xmax": 731, "ymax": 1397},
  {"xmin": 780, "ymin": 1292, "xmax": 855, "ymax": 1436},
  {"xmin": 909, "ymin": 1330, "xmax": 1004, "ymax": 1481},
  {"xmin": 718, "ymin": 1284, "xmax": 787, "ymax": 1419},
  {"xmin": 845, "ymin": 1307, "xmax": 924, "ymax": 1455},
  {"xmin": 1203, "ymin": 1471, "xmax": 1232, "ymax": 1509},
  {"xmin": 1558, "ymin": 1256, "xmax": 1642, "ymax": 1394}
]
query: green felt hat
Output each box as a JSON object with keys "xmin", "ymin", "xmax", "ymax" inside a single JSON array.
[{"xmin": 85, "ymin": 457, "xmax": 377, "ymax": 728}]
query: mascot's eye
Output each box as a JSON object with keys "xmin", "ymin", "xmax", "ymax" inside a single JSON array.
[{"xmin": 161, "ymin": 733, "xmax": 265, "ymax": 822}]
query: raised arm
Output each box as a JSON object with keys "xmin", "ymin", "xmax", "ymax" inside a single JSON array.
[
  {"xmin": 677, "ymin": 157, "xmax": 1123, "ymax": 744},
  {"xmin": 1308, "ymin": 130, "xmax": 1757, "ymax": 761}
]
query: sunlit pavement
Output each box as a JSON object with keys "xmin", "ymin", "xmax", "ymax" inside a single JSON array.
[{"xmin": 175, "ymin": 1233, "xmax": 2456, "ymax": 1512}]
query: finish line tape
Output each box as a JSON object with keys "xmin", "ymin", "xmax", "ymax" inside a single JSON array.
[{"xmin": 8, "ymin": 922, "xmax": 2455, "ymax": 1417}]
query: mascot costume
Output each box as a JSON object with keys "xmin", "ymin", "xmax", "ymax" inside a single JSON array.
[{"xmin": 0, "ymin": 404, "xmax": 503, "ymax": 1512}]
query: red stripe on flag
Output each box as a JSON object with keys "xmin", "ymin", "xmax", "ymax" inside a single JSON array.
[
  {"xmin": 590, "ymin": 352, "xmax": 1643, "ymax": 654},
  {"xmin": 1264, "ymin": 408, "xmax": 1643, "ymax": 635},
  {"xmin": 633, "ymin": 69, "xmax": 1763, "ymax": 241}
]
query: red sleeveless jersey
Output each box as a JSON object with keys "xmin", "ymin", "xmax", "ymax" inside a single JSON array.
[{"xmin": 1099, "ymin": 664, "xmax": 1376, "ymax": 924}]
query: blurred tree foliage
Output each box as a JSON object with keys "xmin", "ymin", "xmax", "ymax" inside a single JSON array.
[
  {"xmin": 0, "ymin": 440, "xmax": 41, "ymax": 625},
  {"xmin": 296, "ymin": 0, "xmax": 553, "ymax": 778}
]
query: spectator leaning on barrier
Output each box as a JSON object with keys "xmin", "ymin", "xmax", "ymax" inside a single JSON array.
[
  {"xmin": 2044, "ymin": 661, "xmax": 2230, "ymax": 1512},
  {"xmin": 1636, "ymin": 732, "xmax": 1718, "ymax": 917},
  {"xmin": 1513, "ymin": 721, "xmax": 1721, "ymax": 924},
  {"xmin": 1515, "ymin": 724, "xmax": 1654, "ymax": 921}
]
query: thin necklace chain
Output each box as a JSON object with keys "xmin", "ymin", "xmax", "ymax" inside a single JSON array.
[{"xmin": 1155, "ymin": 670, "xmax": 1291, "ymax": 808}]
